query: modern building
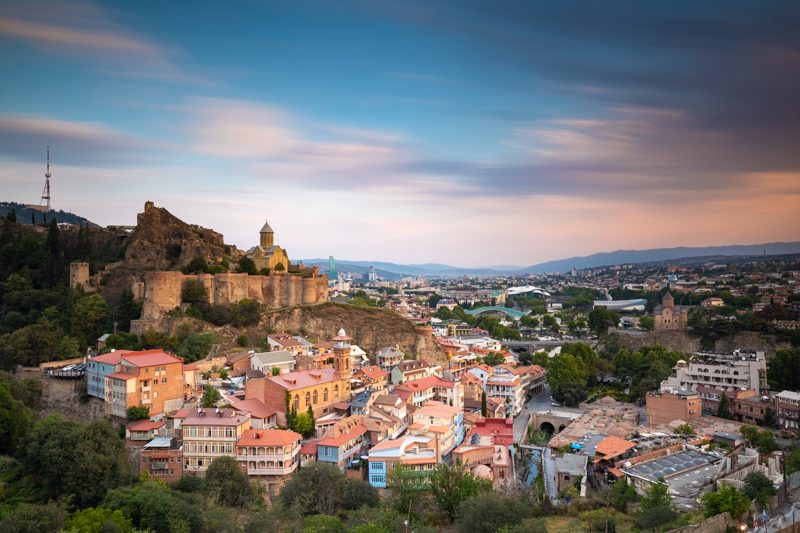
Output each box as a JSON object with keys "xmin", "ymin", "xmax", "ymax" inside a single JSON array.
[
  {"xmin": 316, "ymin": 417, "xmax": 368, "ymax": 470},
  {"xmin": 484, "ymin": 367, "xmax": 525, "ymax": 416},
  {"xmin": 660, "ymin": 350, "xmax": 767, "ymax": 396},
  {"xmin": 182, "ymin": 408, "xmax": 251, "ymax": 476},
  {"xmin": 646, "ymin": 390, "xmax": 702, "ymax": 426},
  {"xmin": 104, "ymin": 349, "xmax": 185, "ymax": 418}
]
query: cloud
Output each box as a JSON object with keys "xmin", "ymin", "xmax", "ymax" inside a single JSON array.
[{"xmin": 0, "ymin": 0, "xmax": 196, "ymax": 82}]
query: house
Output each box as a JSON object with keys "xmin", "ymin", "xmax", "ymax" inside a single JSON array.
[
  {"xmin": 229, "ymin": 398, "xmax": 278, "ymax": 428},
  {"xmin": 593, "ymin": 435, "xmax": 636, "ymax": 469},
  {"xmin": 394, "ymin": 375, "xmax": 463, "ymax": 409},
  {"xmin": 367, "ymin": 434, "xmax": 439, "ymax": 488},
  {"xmin": 139, "ymin": 436, "xmax": 183, "ymax": 483},
  {"xmin": 236, "ymin": 428, "xmax": 302, "ymax": 487},
  {"xmin": 350, "ymin": 344, "xmax": 369, "ymax": 370},
  {"xmin": 354, "ymin": 365, "xmax": 389, "ymax": 391},
  {"xmin": 226, "ymin": 351, "xmax": 253, "ymax": 377},
  {"xmin": 376, "ymin": 346, "xmax": 405, "ymax": 372},
  {"xmin": 250, "ymin": 351, "xmax": 296, "ymax": 375},
  {"xmin": 452, "ymin": 435, "xmax": 513, "ymax": 488},
  {"xmin": 391, "ymin": 360, "xmax": 435, "ymax": 385},
  {"xmin": 485, "ymin": 367, "xmax": 525, "ymax": 416},
  {"xmin": 466, "ymin": 417, "xmax": 515, "ymax": 445},
  {"xmin": 126, "ymin": 419, "xmax": 166, "ymax": 446},
  {"xmin": 300, "ymin": 441, "xmax": 318, "ymax": 468},
  {"xmin": 316, "ymin": 416, "xmax": 369, "ymax": 470},
  {"xmin": 182, "ymin": 408, "xmax": 251, "ymax": 476},
  {"xmin": 87, "ymin": 350, "xmax": 126, "ymax": 400},
  {"xmin": 734, "ymin": 395, "xmax": 773, "ymax": 426},
  {"xmin": 554, "ymin": 453, "xmax": 588, "ymax": 493},
  {"xmin": 619, "ymin": 446, "xmax": 728, "ymax": 500},
  {"xmin": 646, "ymin": 390, "xmax": 702, "ymax": 426},
  {"xmin": 500, "ymin": 364, "xmax": 547, "ymax": 396},
  {"xmin": 104, "ymin": 349, "xmax": 185, "ymax": 418},
  {"xmin": 409, "ymin": 401, "xmax": 465, "ymax": 457},
  {"xmin": 266, "ymin": 333, "xmax": 307, "ymax": 356}
]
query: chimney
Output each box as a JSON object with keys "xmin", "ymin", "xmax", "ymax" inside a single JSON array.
[{"xmin": 216, "ymin": 408, "xmax": 221, "ymax": 417}]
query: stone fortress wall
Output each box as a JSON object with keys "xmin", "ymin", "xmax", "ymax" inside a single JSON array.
[{"xmin": 130, "ymin": 270, "xmax": 328, "ymax": 334}]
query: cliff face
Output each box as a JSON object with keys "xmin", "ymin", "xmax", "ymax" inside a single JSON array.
[
  {"xmin": 612, "ymin": 329, "xmax": 791, "ymax": 356},
  {"xmin": 263, "ymin": 303, "xmax": 447, "ymax": 363},
  {"xmin": 123, "ymin": 201, "xmax": 232, "ymax": 271}
]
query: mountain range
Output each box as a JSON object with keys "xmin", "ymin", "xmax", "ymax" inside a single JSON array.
[{"xmin": 304, "ymin": 240, "xmax": 800, "ymax": 277}]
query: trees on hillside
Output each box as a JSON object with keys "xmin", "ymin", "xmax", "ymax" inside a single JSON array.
[
  {"xmin": 588, "ymin": 308, "xmax": 619, "ymax": 335},
  {"xmin": 430, "ymin": 463, "xmax": 492, "ymax": 521}
]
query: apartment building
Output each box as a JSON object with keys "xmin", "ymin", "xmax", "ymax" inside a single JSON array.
[
  {"xmin": 394, "ymin": 375, "xmax": 464, "ymax": 409},
  {"xmin": 182, "ymin": 408, "xmax": 251, "ymax": 476},
  {"xmin": 140, "ymin": 437, "xmax": 183, "ymax": 483},
  {"xmin": 660, "ymin": 350, "xmax": 767, "ymax": 396},
  {"xmin": 236, "ymin": 429, "xmax": 302, "ymax": 483},
  {"xmin": 376, "ymin": 346, "xmax": 405, "ymax": 371},
  {"xmin": 485, "ymin": 367, "xmax": 525, "ymax": 415},
  {"xmin": 104, "ymin": 350, "xmax": 184, "ymax": 418},
  {"xmin": 86, "ymin": 350, "xmax": 124, "ymax": 399},
  {"xmin": 776, "ymin": 390, "xmax": 800, "ymax": 431},
  {"xmin": 409, "ymin": 401, "xmax": 465, "ymax": 457},
  {"xmin": 391, "ymin": 360, "xmax": 436, "ymax": 385},
  {"xmin": 646, "ymin": 390, "xmax": 701, "ymax": 426},
  {"xmin": 316, "ymin": 417, "xmax": 368, "ymax": 470}
]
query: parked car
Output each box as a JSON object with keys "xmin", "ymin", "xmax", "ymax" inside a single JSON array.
[{"xmin": 550, "ymin": 401, "xmax": 561, "ymax": 407}]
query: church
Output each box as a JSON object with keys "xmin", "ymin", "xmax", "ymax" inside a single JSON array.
[
  {"xmin": 247, "ymin": 220, "xmax": 290, "ymax": 273},
  {"xmin": 654, "ymin": 291, "xmax": 690, "ymax": 330}
]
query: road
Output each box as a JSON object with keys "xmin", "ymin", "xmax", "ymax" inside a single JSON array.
[{"xmin": 504, "ymin": 339, "xmax": 599, "ymax": 351}]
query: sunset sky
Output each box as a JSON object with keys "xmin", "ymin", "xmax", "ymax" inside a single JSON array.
[{"xmin": 1, "ymin": 1, "xmax": 799, "ymax": 267}]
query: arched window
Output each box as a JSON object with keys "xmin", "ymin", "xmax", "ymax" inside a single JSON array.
[
  {"xmin": 305, "ymin": 392, "xmax": 311, "ymax": 407},
  {"xmin": 293, "ymin": 395, "xmax": 299, "ymax": 411},
  {"xmin": 334, "ymin": 384, "xmax": 340, "ymax": 399},
  {"xmin": 323, "ymin": 388, "xmax": 329, "ymax": 402},
  {"xmin": 313, "ymin": 390, "xmax": 319, "ymax": 405}
]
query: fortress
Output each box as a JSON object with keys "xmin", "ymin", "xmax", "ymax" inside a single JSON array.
[{"xmin": 130, "ymin": 269, "xmax": 328, "ymax": 333}]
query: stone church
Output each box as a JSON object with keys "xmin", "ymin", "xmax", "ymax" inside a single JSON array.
[
  {"xmin": 654, "ymin": 291, "xmax": 690, "ymax": 330},
  {"xmin": 247, "ymin": 220, "xmax": 290, "ymax": 272}
]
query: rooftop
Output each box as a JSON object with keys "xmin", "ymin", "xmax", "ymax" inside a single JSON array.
[
  {"xmin": 623, "ymin": 449, "xmax": 718, "ymax": 482},
  {"xmin": 268, "ymin": 368, "xmax": 342, "ymax": 390},
  {"xmin": 121, "ymin": 349, "xmax": 182, "ymax": 368},
  {"xmin": 237, "ymin": 428, "xmax": 301, "ymax": 447}
]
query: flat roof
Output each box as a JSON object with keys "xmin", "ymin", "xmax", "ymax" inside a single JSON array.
[{"xmin": 624, "ymin": 450, "xmax": 717, "ymax": 482}]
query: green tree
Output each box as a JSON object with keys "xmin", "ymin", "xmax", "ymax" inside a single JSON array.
[
  {"xmin": 201, "ymin": 384, "xmax": 222, "ymax": 407},
  {"xmin": 481, "ymin": 390, "xmax": 488, "ymax": 417},
  {"xmin": 126, "ymin": 405, "xmax": 149, "ymax": 421},
  {"xmin": 740, "ymin": 424, "xmax": 761, "ymax": 446},
  {"xmin": 238, "ymin": 257, "xmax": 257, "ymax": 275},
  {"xmin": 177, "ymin": 332, "xmax": 216, "ymax": 363},
  {"xmin": 674, "ymin": 423, "xmax": 694, "ymax": 436},
  {"xmin": 279, "ymin": 463, "xmax": 352, "ymax": 516},
  {"xmin": 641, "ymin": 478, "xmax": 671, "ymax": 510},
  {"xmin": 611, "ymin": 480, "xmax": 639, "ymax": 511},
  {"xmin": 64, "ymin": 507, "xmax": 133, "ymax": 533},
  {"xmin": 182, "ymin": 256, "xmax": 209, "ymax": 274},
  {"xmin": 757, "ymin": 430, "xmax": 778, "ymax": 454},
  {"xmin": 0, "ymin": 378, "xmax": 35, "ymax": 455},
  {"xmin": 71, "ymin": 294, "xmax": 110, "ymax": 346},
  {"xmin": 104, "ymin": 481, "xmax": 203, "ymax": 533},
  {"xmin": 483, "ymin": 352, "xmax": 505, "ymax": 366},
  {"xmin": 274, "ymin": 262, "xmax": 286, "ymax": 272},
  {"xmin": 338, "ymin": 478, "xmax": 380, "ymax": 510},
  {"xmin": 292, "ymin": 411, "xmax": 314, "ymax": 438},
  {"xmin": 302, "ymin": 515, "xmax": 346, "ymax": 533},
  {"xmin": 0, "ymin": 502, "xmax": 65, "ymax": 533},
  {"xmin": 716, "ymin": 394, "xmax": 732, "ymax": 419},
  {"xmin": 743, "ymin": 471, "xmax": 776, "ymax": 507},
  {"xmin": 701, "ymin": 484, "xmax": 750, "ymax": 518},
  {"xmin": 455, "ymin": 492, "xmax": 530, "ymax": 533},
  {"xmin": 114, "ymin": 290, "xmax": 142, "ymax": 333},
  {"xmin": 46, "ymin": 218, "xmax": 60, "ymax": 253},
  {"xmin": 431, "ymin": 463, "xmax": 493, "ymax": 522},
  {"xmin": 205, "ymin": 456, "xmax": 254, "ymax": 507},
  {"xmin": 767, "ymin": 348, "xmax": 800, "ymax": 392},
  {"xmin": 588, "ymin": 308, "xmax": 620, "ymax": 336},
  {"xmin": 639, "ymin": 316, "xmax": 655, "ymax": 331},
  {"xmin": 763, "ymin": 408, "xmax": 776, "ymax": 428}
]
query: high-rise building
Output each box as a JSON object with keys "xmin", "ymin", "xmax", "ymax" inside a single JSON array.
[{"xmin": 328, "ymin": 256, "xmax": 337, "ymax": 286}]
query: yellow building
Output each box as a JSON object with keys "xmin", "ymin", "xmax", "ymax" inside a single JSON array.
[{"xmin": 247, "ymin": 220, "xmax": 290, "ymax": 273}]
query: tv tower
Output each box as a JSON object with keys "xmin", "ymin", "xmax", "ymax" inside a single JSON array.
[{"xmin": 40, "ymin": 146, "xmax": 52, "ymax": 212}]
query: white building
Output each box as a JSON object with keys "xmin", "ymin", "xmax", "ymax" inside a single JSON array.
[{"xmin": 660, "ymin": 350, "xmax": 767, "ymax": 395}]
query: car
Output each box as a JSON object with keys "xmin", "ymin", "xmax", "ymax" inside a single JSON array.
[
  {"xmin": 550, "ymin": 401, "xmax": 561, "ymax": 407},
  {"xmin": 62, "ymin": 364, "xmax": 76, "ymax": 371}
]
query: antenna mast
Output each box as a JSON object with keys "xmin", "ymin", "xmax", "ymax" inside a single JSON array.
[{"xmin": 40, "ymin": 146, "xmax": 52, "ymax": 212}]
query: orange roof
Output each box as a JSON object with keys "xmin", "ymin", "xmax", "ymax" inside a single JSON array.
[
  {"xmin": 268, "ymin": 368, "xmax": 342, "ymax": 391},
  {"xmin": 91, "ymin": 351, "xmax": 126, "ymax": 365},
  {"xmin": 359, "ymin": 365, "xmax": 388, "ymax": 380},
  {"xmin": 237, "ymin": 428, "xmax": 301, "ymax": 447},
  {"xmin": 301, "ymin": 440, "xmax": 318, "ymax": 454},
  {"xmin": 318, "ymin": 424, "xmax": 367, "ymax": 447},
  {"xmin": 122, "ymin": 349, "xmax": 182, "ymax": 367},
  {"xmin": 595, "ymin": 435, "xmax": 636, "ymax": 458},
  {"xmin": 127, "ymin": 420, "xmax": 165, "ymax": 431},
  {"xmin": 230, "ymin": 398, "xmax": 277, "ymax": 419},
  {"xmin": 395, "ymin": 375, "xmax": 455, "ymax": 394}
]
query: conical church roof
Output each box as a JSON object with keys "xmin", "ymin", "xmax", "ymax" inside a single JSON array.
[{"xmin": 260, "ymin": 220, "xmax": 274, "ymax": 233}]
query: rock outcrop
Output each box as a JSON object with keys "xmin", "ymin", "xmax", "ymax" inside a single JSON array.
[{"xmin": 123, "ymin": 201, "xmax": 232, "ymax": 271}]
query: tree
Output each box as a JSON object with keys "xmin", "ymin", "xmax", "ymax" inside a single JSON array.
[
  {"xmin": 292, "ymin": 411, "xmax": 314, "ymax": 438},
  {"xmin": 201, "ymin": 384, "xmax": 222, "ymax": 407},
  {"xmin": 588, "ymin": 308, "xmax": 619, "ymax": 336},
  {"xmin": 481, "ymin": 390, "xmax": 488, "ymax": 417},
  {"xmin": 104, "ymin": 481, "xmax": 203, "ymax": 533},
  {"xmin": 639, "ymin": 316, "xmax": 655, "ymax": 331},
  {"xmin": 431, "ymin": 463, "xmax": 493, "ymax": 521},
  {"xmin": 205, "ymin": 456, "xmax": 254, "ymax": 507},
  {"xmin": 701, "ymin": 484, "xmax": 750, "ymax": 518},
  {"xmin": 611, "ymin": 480, "xmax": 639, "ymax": 511},
  {"xmin": 182, "ymin": 256, "xmax": 209, "ymax": 274},
  {"xmin": 763, "ymin": 408, "xmax": 776, "ymax": 428},
  {"xmin": 674, "ymin": 423, "xmax": 695, "ymax": 436},
  {"xmin": 637, "ymin": 505, "xmax": 676, "ymax": 531},
  {"xmin": 0, "ymin": 378, "xmax": 34, "ymax": 455},
  {"xmin": 114, "ymin": 290, "xmax": 142, "ymax": 333},
  {"xmin": 767, "ymin": 348, "xmax": 800, "ymax": 392},
  {"xmin": 302, "ymin": 514, "xmax": 346, "ymax": 533},
  {"xmin": 274, "ymin": 262, "xmax": 286, "ymax": 272},
  {"xmin": 338, "ymin": 478, "xmax": 379, "ymax": 510},
  {"xmin": 64, "ymin": 507, "xmax": 133, "ymax": 533},
  {"xmin": 0, "ymin": 502, "xmax": 65, "ymax": 533},
  {"xmin": 71, "ymin": 294, "xmax": 109, "ymax": 346},
  {"xmin": 181, "ymin": 279, "xmax": 209, "ymax": 307},
  {"xmin": 743, "ymin": 471, "xmax": 776, "ymax": 507},
  {"xmin": 46, "ymin": 218, "xmax": 60, "ymax": 253},
  {"xmin": 483, "ymin": 352, "xmax": 505, "ymax": 366},
  {"xmin": 740, "ymin": 424, "xmax": 761, "ymax": 446},
  {"xmin": 305, "ymin": 404, "xmax": 316, "ymax": 438},
  {"xmin": 641, "ymin": 478, "xmax": 671, "ymax": 510},
  {"xmin": 238, "ymin": 257, "xmax": 257, "ymax": 275},
  {"xmin": 757, "ymin": 430, "xmax": 778, "ymax": 454},
  {"xmin": 126, "ymin": 405, "xmax": 149, "ymax": 421},
  {"xmin": 716, "ymin": 394, "xmax": 732, "ymax": 419},
  {"xmin": 279, "ymin": 463, "xmax": 353, "ymax": 516},
  {"xmin": 455, "ymin": 492, "xmax": 530, "ymax": 533}
]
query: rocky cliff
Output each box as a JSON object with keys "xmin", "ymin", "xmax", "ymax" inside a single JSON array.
[
  {"xmin": 123, "ymin": 201, "xmax": 234, "ymax": 271},
  {"xmin": 611, "ymin": 329, "xmax": 791, "ymax": 356},
  {"xmin": 262, "ymin": 303, "xmax": 447, "ymax": 363}
]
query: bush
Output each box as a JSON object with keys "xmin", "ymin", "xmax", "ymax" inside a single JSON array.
[
  {"xmin": 456, "ymin": 493, "xmax": 530, "ymax": 533},
  {"xmin": 126, "ymin": 405, "xmax": 149, "ymax": 421},
  {"xmin": 205, "ymin": 456, "xmax": 254, "ymax": 507}
]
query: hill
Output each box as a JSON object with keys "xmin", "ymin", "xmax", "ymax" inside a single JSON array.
[{"xmin": 0, "ymin": 201, "xmax": 97, "ymax": 226}]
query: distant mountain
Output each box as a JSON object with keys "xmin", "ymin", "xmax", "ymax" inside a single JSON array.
[
  {"xmin": 521, "ymin": 241, "xmax": 800, "ymax": 273},
  {"xmin": 0, "ymin": 201, "xmax": 97, "ymax": 226}
]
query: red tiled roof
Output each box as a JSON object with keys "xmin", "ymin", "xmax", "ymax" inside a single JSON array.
[
  {"xmin": 91, "ymin": 351, "xmax": 126, "ymax": 365},
  {"xmin": 121, "ymin": 349, "xmax": 182, "ymax": 367},
  {"xmin": 301, "ymin": 440, "xmax": 318, "ymax": 454},
  {"xmin": 359, "ymin": 365, "xmax": 388, "ymax": 380},
  {"xmin": 127, "ymin": 420, "xmax": 165, "ymax": 431},
  {"xmin": 318, "ymin": 424, "xmax": 367, "ymax": 447},
  {"xmin": 106, "ymin": 371, "xmax": 135, "ymax": 381},
  {"xmin": 595, "ymin": 436, "xmax": 636, "ymax": 458},
  {"xmin": 237, "ymin": 428, "xmax": 301, "ymax": 447},
  {"xmin": 230, "ymin": 398, "xmax": 277, "ymax": 419},
  {"xmin": 268, "ymin": 368, "xmax": 342, "ymax": 391},
  {"xmin": 395, "ymin": 375, "xmax": 455, "ymax": 393}
]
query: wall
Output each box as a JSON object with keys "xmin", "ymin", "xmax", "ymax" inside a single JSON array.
[
  {"xmin": 613, "ymin": 329, "xmax": 791, "ymax": 357},
  {"xmin": 665, "ymin": 512, "xmax": 734, "ymax": 533}
]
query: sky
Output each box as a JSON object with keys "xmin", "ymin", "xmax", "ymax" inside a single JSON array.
[{"xmin": 1, "ymin": 0, "xmax": 799, "ymax": 267}]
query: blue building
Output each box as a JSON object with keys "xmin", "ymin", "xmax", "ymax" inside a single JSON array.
[{"xmin": 86, "ymin": 351, "xmax": 124, "ymax": 399}]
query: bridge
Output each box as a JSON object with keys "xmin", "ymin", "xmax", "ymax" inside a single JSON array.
[{"xmin": 465, "ymin": 306, "xmax": 529, "ymax": 320}]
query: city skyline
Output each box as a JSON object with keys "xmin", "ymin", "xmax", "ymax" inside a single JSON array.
[{"xmin": 1, "ymin": 0, "xmax": 799, "ymax": 267}]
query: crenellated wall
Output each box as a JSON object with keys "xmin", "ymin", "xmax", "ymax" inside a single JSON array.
[{"xmin": 133, "ymin": 270, "xmax": 328, "ymax": 332}]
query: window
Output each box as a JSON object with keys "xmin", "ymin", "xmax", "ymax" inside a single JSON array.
[
  {"xmin": 162, "ymin": 377, "xmax": 167, "ymax": 384},
  {"xmin": 305, "ymin": 392, "xmax": 311, "ymax": 407},
  {"xmin": 293, "ymin": 395, "xmax": 299, "ymax": 411},
  {"xmin": 313, "ymin": 390, "xmax": 319, "ymax": 405},
  {"xmin": 334, "ymin": 385, "xmax": 340, "ymax": 399},
  {"xmin": 323, "ymin": 388, "xmax": 329, "ymax": 402}
]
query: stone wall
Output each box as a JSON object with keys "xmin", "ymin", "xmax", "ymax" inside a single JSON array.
[
  {"xmin": 69, "ymin": 262, "xmax": 93, "ymax": 292},
  {"xmin": 132, "ymin": 271, "xmax": 328, "ymax": 333},
  {"xmin": 612, "ymin": 329, "xmax": 791, "ymax": 357}
]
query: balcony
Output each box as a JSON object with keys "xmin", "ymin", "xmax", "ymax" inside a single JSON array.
[
  {"xmin": 246, "ymin": 466, "xmax": 297, "ymax": 476},
  {"xmin": 237, "ymin": 451, "xmax": 299, "ymax": 463},
  {"xmin": 140, "ymin": 385, "xmax": 151, "ymax": 392},
  {"xmin": 150, "ymin": 461, "xmax": 169, "ymax": 470}
]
